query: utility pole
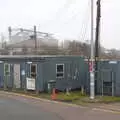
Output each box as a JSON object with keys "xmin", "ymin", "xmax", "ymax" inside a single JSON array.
[
  {"xmin": 34, "ymin": 26, "xmax": 37, "ymax": 54},
  {"xmin": 8, "ymin": 26, "xmax": 13, "ymax": 55},
  {"xmin": 8, "ymin": 26, "xmax": 12, "ymax": 41},
  {"xmin": 90, "ymin": 0, "xmax": 95, "ymax": 99},
  {"xmin": 94, "ymin": 0, "xmax": 101, "ymax": 91},
  {"xmin": 1, "ymin": 33, "xmax": 4, "ymax": 48}
]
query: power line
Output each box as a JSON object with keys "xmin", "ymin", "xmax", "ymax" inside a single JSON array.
[
  {"xmin": 41, "ymin": 0, "xmax": 77, "ymax": 27},
  {"xmin": 79, "ymin": 0, "xmax": 91, "ymax": 42},
  {"xmin": 51, "ymin": 0, "xmax": 91, "ymax": 40}
]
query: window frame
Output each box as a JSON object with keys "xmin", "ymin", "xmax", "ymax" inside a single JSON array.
[
  {"xmin": 56, "ymin": 64, "xmax": 64, "ymax": 78},
  {"xmin": 30, "ymin": 64, "xmax": 37, "ymax": 78}
]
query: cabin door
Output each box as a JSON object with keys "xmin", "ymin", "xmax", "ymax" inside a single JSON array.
[{"xmin": 14, "ymin": 64, "xmax": 21, "ymax": 88}]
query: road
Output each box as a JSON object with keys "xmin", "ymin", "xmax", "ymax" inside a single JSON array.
[{"xmin": 0, "ymin": 92, "xmax": 120, "ymax": 120}]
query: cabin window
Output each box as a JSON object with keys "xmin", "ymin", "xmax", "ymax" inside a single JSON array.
[
  {"xmin": 103, "ymin": 82, "xmax": 112, "ymax": 87},
  {"xmin": 4, "ymin": 63, "xmax": 10, "ymax": 76},
  {"xmin": 56, "ymin": 64, "xmax": 64, "ymax": 78},
  {"xmin": 30, "ymin": 64, "xmax": 37, "ymax": 78}
]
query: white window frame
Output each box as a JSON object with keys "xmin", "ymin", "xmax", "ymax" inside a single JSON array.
[
  {"xmin": 4, "ymin": 63, "xmax": 10, "ymax": 76},
  {"xmin": 56, "ymin": 64, "xmax": 64, "ymax": 78},
  {"xmin": 30, "ymin": 64, "xmax": 37, "ymax": 78}
]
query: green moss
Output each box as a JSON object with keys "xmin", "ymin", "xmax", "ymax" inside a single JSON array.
[
  {"xmin": 100, "ymin": 96, "xmax": 120, "ymax": 103},
  {"xmin": 57, "ymin": 91, "xmax": 87, "ymax": 101}
]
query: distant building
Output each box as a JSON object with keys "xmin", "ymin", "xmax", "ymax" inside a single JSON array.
[
  {"xmin": 60, "ymin": 40, "xmax": 71, "ymax": 49},
  {"xmin": 4, "ymin": 32, "xmax": 59, "ymax": 54}
]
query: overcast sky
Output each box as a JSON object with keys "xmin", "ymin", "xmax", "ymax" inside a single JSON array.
[{"xmin": 0, "ymin": 0, "xmax": 119, "ymax": 49}]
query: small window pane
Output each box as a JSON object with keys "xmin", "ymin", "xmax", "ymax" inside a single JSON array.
[
  {"xmin": 31, "ymin": 73, "xmax": 36, "ymax": 78},
  {"xmin": 57, "ymin": 73, "xmax": 63, "ymax": 78},
  {"xmin": 103, "ymin": 82, "xmax": 112, "ymax": 87},
  {"xmin": 30, "ymin": 64, "xmax": 36, "ymax": 78},
  {"xmin": 57, "ymin": 65, "xmax": 63, "ymax": 72},
  {"xmin": 31, "ymin": 65, "xmax": 36, "ymax": 73},
  {"xmin": 56, "ymin": 64, "xmax": 64, "ymax": 78}
]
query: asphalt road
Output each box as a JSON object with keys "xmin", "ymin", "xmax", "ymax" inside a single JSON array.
[{"xmin": 0, "ymin": 93, "xmax": 120, "ymax": 120}]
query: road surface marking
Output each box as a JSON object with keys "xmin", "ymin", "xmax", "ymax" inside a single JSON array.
[
  {"xmin": 92, "ymin": 108, "xmax": 120, "ymax": 114},
  {"xmin": 98, "ymin": 105, "xmax": 120, "ymax": 111}
]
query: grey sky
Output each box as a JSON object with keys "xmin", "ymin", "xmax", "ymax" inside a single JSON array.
[{"xmin": 0, "ymin": 0, "xmax": 119, "ymax": 49}]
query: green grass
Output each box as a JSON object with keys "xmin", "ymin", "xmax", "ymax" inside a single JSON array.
[
  {"xmin": 98, "ymin": 96, "xmax": 120, "ymax": 103},
  {"xmin": 2, "ymin": 89, "xmax": 120, "ymax": 105},
  {"xmin": 57, "ymin": 91, "xmax": 86, "ymax": 101},
  {"xmin": 38, "ymin": 93, "xmax": 51, "ymax": 99},
  {"xmin": 79, "ymin": 96, "xmax": 120, "ymax": 104},
  {"xmin": 4, "ymin": 89, "xmax": 87, "ymax": 102}
]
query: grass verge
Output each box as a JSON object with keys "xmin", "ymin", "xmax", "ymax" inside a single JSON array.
[{"xmin": 2, "ymin": 89, "xmax": 120, "ymax": 105}]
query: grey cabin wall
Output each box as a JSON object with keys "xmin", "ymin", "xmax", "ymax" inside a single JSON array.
[
  {"xmin": 97, "ymin": 61, "xmax": 119, "ymax": 96},
  {"xmin": 0, "ymin": 58, "xmax": 26, "ymax": 89},
  {"xmin": 0, "ymin": 63, "xmax": 4, "ymax": 87},
  {"xmin": 114, "ymin": 61, "xmax": 120, "ymax": 96},
  {"xmin": 41, "ymin": 56, "xmax": 88, "ymax": 91},
  {"xmin": 0, "ymin": 56, "xmax": 88, "ymax": 92}
]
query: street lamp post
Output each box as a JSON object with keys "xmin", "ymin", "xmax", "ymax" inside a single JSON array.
[{"xmin": 90, "ymin": 0, "xmax": 95, "ymax": 99}]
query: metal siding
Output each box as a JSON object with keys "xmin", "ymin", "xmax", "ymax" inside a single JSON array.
[
  {"xmin": 69, "ymin": 60, "xmax": 80, "ymax": 89},
  {"xmin": 3, "ymin": 61, "xmax": 23, "ymax": 89},
  {"xmin": 97, "ymin": 62, "xmax": 107, "ymax": 95},
  {"xmin": 36, "ymin": 63, "xmax": 43, "ymax": 91},
  {"xmin": 96, "ymin": 61, "xmax": 118, "ymax": 96},
  {"xmin": 4, "ymin": 63, "xmax": 13, "ymax": 88},
  {"xmin": 24, "ymin": 63, "xmax": 30, "ymax": 90},
  {"xmin": 115, "ymin": 62, "xmax": 120, "ymax": 96},
  {"xmin": 83, "ymin": 61, "xmax": 89, "ymax": 94},
  {"xmin": 42, "ymin": 62, "xmax": 56, "ymax": 91},
  {"xmin": 78, "ymin": 59, "xmax": 86, "ymax": 87},
  {"xmin": 10, "ymin": 64, "xmax": 14, "ymax": 88},
  {"xmin": 42, "ymin": 56, "xmax": 87, "ymax": 91},
  {"xmin": 20, "ymin": 63, "xmax": 26, "ymax": 89},
  {"xmin": 0, "ymin": 56, "xmax": 88, "ymax": 92},
  {"xmin": 0, "ymin": 64, "xmax": 4, "ymax": 87},
  {"xmin": 26, "ymin": 63, "xmax": 30, "ymax": 78},
  {"xmin": 55, "ymin": 62, "xmax": 71, "ymax": 91}
]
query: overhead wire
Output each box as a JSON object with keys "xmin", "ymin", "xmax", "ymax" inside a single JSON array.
[
  {"xmin": 53, "ymin": 0, "xmax": 77, "ymax": 20},
  {"xmin": 40, "ymin": 0, "xmax": 91, "ymax": 44},
  {"xmin": 41, "ymin": 0, "xmax": 77, "ymax": 27},
  {"xmin": 52, "ymin": 0, "xmax": 91, "ymax": 42},
  {"xmin": 52, "ymin": 0, "xmax": 86, "ymax": 26},
  {"xmin": 78, "ymin": 0, "xmax": 91, "ymax": 43}
]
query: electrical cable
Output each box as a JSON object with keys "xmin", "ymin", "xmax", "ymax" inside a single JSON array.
[
  {"xmin": 41, "ymin": 0, "xmax": 77, "ymax": 27},
  {"xmin": 78, "ymin": 0, "xmax": 91, "ymax": 42}
]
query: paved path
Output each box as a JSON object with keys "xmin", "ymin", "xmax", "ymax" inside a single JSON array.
[{"xmin": 0, "ymin": 92, "xmax": 120, "ymax": 120}]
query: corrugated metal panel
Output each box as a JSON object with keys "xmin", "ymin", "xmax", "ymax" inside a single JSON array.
[
  {"xmin": 0, "ymin": 56, "xmax": 88, "ymax": 93},
  {"xmin": 41, "ymin": 56, "xmax": 87, "ymax": 91},
  {"xmin": 0, "ymin": 63, "xmax": 4, "ymax": 88}
]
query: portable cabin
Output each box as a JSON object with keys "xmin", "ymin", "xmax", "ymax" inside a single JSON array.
[
  {"xmin": 94, "ymin": 60, "xmax": 120, "ymax": 96},
  {"xmin": 0, "ymin": 55, "xmax": 88, "ymax": 92},
  {"xmin": 84, "ymin": 59, "xmax": 120, "ymax": 96}
]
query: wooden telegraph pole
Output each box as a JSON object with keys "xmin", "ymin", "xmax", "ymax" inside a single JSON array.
[{"xmin": 94, "ymin": 0, "xmax": 101, "ymax": 93}]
